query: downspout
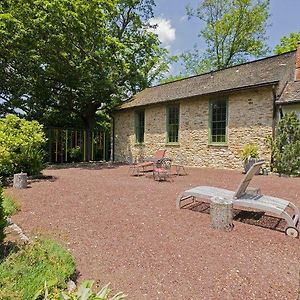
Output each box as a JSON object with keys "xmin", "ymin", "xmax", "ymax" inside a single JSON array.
[
  {"xmin": 271, "ymin": 84, "xmax": 277, "ymax": 140},
  {"xmin": 111, "ymin": 115, "xmax": 115, "ymax": 162}
]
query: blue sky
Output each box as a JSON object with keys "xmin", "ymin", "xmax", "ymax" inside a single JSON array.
[{"xmin": 151, "ymin": 0, "xmax": 300, "ymax": 75}]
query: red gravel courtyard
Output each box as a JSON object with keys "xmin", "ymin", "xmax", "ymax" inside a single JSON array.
[{"xmin": 6, "ymin": 165, "xmax": 300, "ymax": 299}]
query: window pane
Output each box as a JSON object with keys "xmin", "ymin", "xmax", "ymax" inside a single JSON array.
[
  {"xmin": 210, "ymin": 100, "xmax": 227, "ymax": 144},
  {"xmin": 135, "ymin": 110, "xmax": 144, "ymax": 143},
  {"xmin": 167, "ymin": 105, "xmax": 179, "ymax": 143}
]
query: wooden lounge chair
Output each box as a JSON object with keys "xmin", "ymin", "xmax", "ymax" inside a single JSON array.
[{"xmin": 176, "ymin": 161, "xmax": 300, "ymax": 238}]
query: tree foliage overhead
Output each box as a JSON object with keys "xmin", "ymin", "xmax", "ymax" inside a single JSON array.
[
  {"xmin": 184, "ymin": 0, "xmax": 270, "ymax": 74},
  {"xmin": 274, "ymin": 31, "xmax": 300, "ymax": 55},
  {"xmin": 0, "ymin": 0, "xmax": 168, "ymax": 130}
]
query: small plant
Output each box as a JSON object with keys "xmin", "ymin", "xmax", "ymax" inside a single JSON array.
[
  {"xmin": 69, "ymin": 146, "xmax": 82, "ymax": 162},
  {"xmin": 241, "ymin": 144, "xmax": 259, "ymax": 163},
  {"xmin": 46, "ymin": 280, "xmax": 127, "ymax": 300}
]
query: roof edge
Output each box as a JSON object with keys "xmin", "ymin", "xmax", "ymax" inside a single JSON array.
[
  {"xmin": 114, "ymin": 80, "xmax": 279, "ymax": 111},
  {"xmin": 151, "ymin": 50, "xmax": 296, "ymax": 89}
]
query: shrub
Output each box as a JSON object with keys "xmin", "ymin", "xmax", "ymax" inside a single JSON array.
[
  {"xmin": 268, "ymin": 112, "xmax": 300, "ymax": 175},
  {"xmin": 0, "ymin": 115, "xmax": 46, "ymax": 177},
  {"xmin": 0, "ymin": 186, "xmax": 6, "ymax": 245},
  {"xmin": 0, "ymin": 239, "xmax": 76, "ymax": 299},
  {"xmin": 69, "ymin": 146, "xmax": 82, "ymax": 162}
]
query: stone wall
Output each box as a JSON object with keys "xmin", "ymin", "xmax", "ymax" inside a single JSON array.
[{"xmin": 113, "ymin": 87, "xmax": 273, "ymax": 169}]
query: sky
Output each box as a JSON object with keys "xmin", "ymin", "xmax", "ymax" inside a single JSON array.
[{"xmin": 150, "ymin": 0, "xmax": 300, "ymax": 75}]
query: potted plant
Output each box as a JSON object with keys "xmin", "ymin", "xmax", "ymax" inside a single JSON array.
[{"xmin": 241, "ymin": 144, "xmax": 259, "ymax": 173}]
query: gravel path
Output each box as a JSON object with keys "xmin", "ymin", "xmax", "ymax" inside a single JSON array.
[{"xmin": 6, "ymin": 165, "xmax": 300, "ymax": 299}]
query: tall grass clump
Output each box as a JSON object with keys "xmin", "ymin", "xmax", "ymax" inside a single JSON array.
[
  {"xmin": 0, "ymin": 239, "xmax": 76, "ymax": 299},
  {"xmin": 0, "ymin": 186, "xmax": 6, "ymax": 244}
]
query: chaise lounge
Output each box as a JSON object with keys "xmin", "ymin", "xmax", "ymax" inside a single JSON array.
[{"xmin": 176, "ymin": 161, "xmax": 300, "ymax": 238}]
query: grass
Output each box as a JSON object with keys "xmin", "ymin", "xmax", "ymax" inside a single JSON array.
[
  {"xmin": 0, "ymin": 239, "xmax": 76, "ymax": 300},
  {"xmin": 2, "ymin": 194, "xmax": 20, "ymax": 217}
]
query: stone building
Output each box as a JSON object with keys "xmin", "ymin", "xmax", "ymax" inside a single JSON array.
[{"xmin": 112, "ymin": 46, "xmax": 300, "ymax": 169}]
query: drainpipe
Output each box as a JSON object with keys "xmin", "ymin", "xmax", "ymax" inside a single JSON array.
[
  {"xmin": 111, "ymin": 115, "xmax": 115, "ymax": 162},
  {"xmin": 271, "ymin": 85, "xmax": 277, "ymax": 140}
]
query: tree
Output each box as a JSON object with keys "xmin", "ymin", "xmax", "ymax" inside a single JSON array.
[
  {"xmin": 0, "ymin": 0, "xmax": 169, "ymax": 160},
  {"xmin": 184, "ymin": 0, "xmax": 270, "ymax": 74},
  {"xmin": 268, "ymin": 112, "xmax": 300, "ymax": 175},
  {"xmin": 274, "ymin": 31, "xmax": 300, "ymax": 55}
]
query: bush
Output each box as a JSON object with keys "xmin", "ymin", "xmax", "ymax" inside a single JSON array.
[
  {"xmin": 0, "ymin": 239, "xmax": 76, "ymax": 299},
  {"xmin": 0, "ymin": 115, "xmax": 46, "ymax": 177},
  {"xmin": 69, "ymin": 146, "xmax": 82, "ymax": 162},
  {"xmin": 0, "ymin": 186, "xmax": 6, "ymax": 245},
  {"xmin": 269, "ymin": 112, "xmax": 300, "ymax": 175}
]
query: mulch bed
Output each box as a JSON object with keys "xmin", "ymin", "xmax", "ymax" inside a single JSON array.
[{"xmin": 6, "ymin": 165, "xmax": 300, "ymax": 299}]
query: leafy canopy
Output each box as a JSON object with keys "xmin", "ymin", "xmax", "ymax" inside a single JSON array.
[
  {"xmin": 0, "ymin": 0, "xmax": 169, "ymax": 128},
  {"xmin": 183, "ymin": 0, "xmax": 270, "ymax": 74},
  {"xmin": 274, "ymin": 31, "xmax": 300, "ymax": 54}
]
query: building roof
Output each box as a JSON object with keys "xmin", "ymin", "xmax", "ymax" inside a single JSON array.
[
  {"xmin": 116, "ymin": 51, "xmax": 296, "ymax": 110},
  {"xmin": 276, "ymin": 81, "xmax": 300, "ymax": 104}
]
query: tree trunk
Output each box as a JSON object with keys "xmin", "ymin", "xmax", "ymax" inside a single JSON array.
[
  {"xmin": 210, "ymin": 197, "xmax": 233, "ymax": 231},
  {"xmin": 13, "ymin": 173, "xmax": 28, "ymax": 189}
]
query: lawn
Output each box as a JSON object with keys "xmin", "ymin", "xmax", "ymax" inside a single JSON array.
[{"xmin": 6, "ymin": 165, "xmax": 300, "ymax": 299}]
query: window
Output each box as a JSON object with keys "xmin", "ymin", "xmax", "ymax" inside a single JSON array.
[
  {"xmin": 209, "ymin": 99, "xmax": 228, "ymax": 144},
  {"xmin": 135, "ymin": 110, "xmax": 145, "ymax": 143},
  {"xmin": 167, "ymin": 105, "xmax": 179, "ymax": 143}
]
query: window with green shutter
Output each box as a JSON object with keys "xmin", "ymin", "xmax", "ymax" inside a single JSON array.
[
  {"xmin": 135, "ymin": 110, "xmax": 145, "ymax": 143},
  {"xmin": 209, "ymin": 99, "xmax": 228, "ymax": 144},
  {"xmin": 167, "ymin": 105, "xmax": 179, "ymax": 143}
]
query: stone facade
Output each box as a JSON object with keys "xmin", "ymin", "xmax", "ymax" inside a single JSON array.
[{"xmin": 113, "ymin": 87, "xmax": 274, "ymax": 169}]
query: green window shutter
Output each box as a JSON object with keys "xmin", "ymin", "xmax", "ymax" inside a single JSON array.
[{"xmin": 209, "ymin": 99, "xmax": 228, "ymax": 144}]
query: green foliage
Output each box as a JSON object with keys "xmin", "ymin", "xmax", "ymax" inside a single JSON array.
[
  {"xmin": 0, "ymin": 0, "xmax": 169, "ymax": 132},
  {"xmin": 241, "ymin": 144, "xmax": 259, "ymax": 162},
  {"xmin": 268, "ymin": 112, "xmax": 300, "ymax": 175},
  {"xmin": 274, "ymin": 31, "xmax": 300, "ymax": 54},
  {"xmin": 46, "ymin": 280, "xmax": 127, "ymax": 300},
  {"xmin": 0, "ymin": 115, "xmax": 46, "ymax": 177},
  {"xmin": 0, "ymin": 239, "xmax": 76, "ymax": 300},
  {"xmin": 0, "ymin": 186, "xmax": 6, "ymax": 245},
  {"xmin": 184, "ymin": 0, "xmax": 270, "ymax": 74},
  {"xmin": 2, "ymin": 194, "xmax": 20, "ymax": 217},
  {"xmin": 69, "ymin": 146, "xmax": 82, "ymax": 163},
  {"xmin": 159, "ymin": 74, "xmax": 187, "ymax": 84}
]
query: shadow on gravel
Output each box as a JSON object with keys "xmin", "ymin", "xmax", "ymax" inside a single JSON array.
[
  {"xmin": 46, "ymin": 162, "xmax": 124, "ymax": 171},
  {"xmin": 29, "ymin": 175, "xmax": 58, "ymax": 183},
  {"xmin": 183, "ymin": 201, "xmax": 285, "ymax": 233}
]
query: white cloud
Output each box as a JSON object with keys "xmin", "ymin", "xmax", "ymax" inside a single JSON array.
[
  {"xmin": 149, "ymin": 17, "xmax": 176, "ymax": 46},
  {"xmin": 179, "ymin": 15, "xmax": 188, "ymax": 23}
]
